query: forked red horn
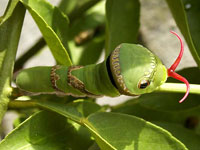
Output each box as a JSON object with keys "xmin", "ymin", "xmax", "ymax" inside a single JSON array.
[{"xmin": 167, "ymin": 31, "xmax": 190, "ymax": 103}]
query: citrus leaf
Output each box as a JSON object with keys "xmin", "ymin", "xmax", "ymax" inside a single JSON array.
[
  {"xmin": 166, "ymin": 0, "xmax": 200, "ymax": 67},
  {"xmin": 155, "ymin": 122, "xmax": 200, "ymax": 150},
  {"xmin": 20, "ymin": 0, "xmax": 72, "ymax": 66},
  {"xmin": 0, "ymin": 111, "xmax": 93, "ymax": 150},
  {"xmin": 68, "ymin": 2, "xmax": 105, "ymax": 65},
  {"xmin": 112, "ymin": 93, "xmax": 200, "ymax": 124},
  {"xmin": 69, "ymin": 34, "xmax": 105, "ymax": 65},
  {"xmin": 84, "ymin": 112, "xmax": 188, "ymax": 150},
  {"xmin": 105, "ymin": 0, "xmax": 140, "ymax": 57},
  {"xmin": 0, "ymin": 0, "xmax": 25, "ymax": 123},
  {"xmin": 27, "ymin": 99, "xmax": 187, "ymax": 149},
  {"xmin": 36, "ymin": 100, "xmax": 102, "ymax": 124}
]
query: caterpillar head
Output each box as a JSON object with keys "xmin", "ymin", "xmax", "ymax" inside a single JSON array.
[
  {"xmin": 109, "ymin": 31, "xmax": 189, "ymax": 103},
  {"xmin": 109, "ymin": 43, "xmax": 167, "ymax": 96}
]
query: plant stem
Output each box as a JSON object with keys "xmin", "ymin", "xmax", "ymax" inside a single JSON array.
[
  {"xmin": 0, "ymin": 2, "xmax": 26, "ymax": 124},
  {"xmin": 8, "ymin": 100, "xmax": 38, "ymax": 109},
  {"xmin": 155, "ymin": 83, "xmax": 200, "ymax": 94}
]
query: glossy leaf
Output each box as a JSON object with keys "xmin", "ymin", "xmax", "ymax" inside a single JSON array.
[
  {"xmin": 69, "ymin": 34, "xmax": 105, "ymax": 65},
  {"xmin": 112, "ymin": 93, "xmax": 200, "ymax": 124},
  {"xmin": 30, "ymin": 98, "xmax": 187, "ymax": 149},
  {"xmin": 155, "ymin": 122, "xmax": 200, "ymax": 150},
  {"xmin": 69, "ymin": 12, "xmax": 105, "ymax": 40},
  {"xmin": 36, "ymin": 100, "xmax": 102, "ymax": 124},
  {"xmin": 60, "ymin": 0, "xmax": 101, "ymax": 21},
  {"xmin": 85, "ymin": 112, "xmax": 187, "ymax": 150},
  {"xmin": 0, "ymin": 111, "xmax": 93, "ymax": 150},
  {"xmin": 105, "ymin": 0, "xmax": 140, "ymax": 57},
  {"xmin": 166, "ymin": 0, "xmax": 200, "ymax": 67},
  {"xmin": 68, "ymin": 1, "xmax": 105, "ymax": 65},
  {"xmin": 20, "ymin": 0, "xmax": 72, "ymax": 66},
  {"xmin": 59, "ymin": 0, "xmax": 80, "ymax": 15},
  {"xmin": 77, "ymin": 34, "xmax": 105, "ymax": 65},
  {"xmin": 0, "ymin": 0, "xmax": 25, "ymax": 123},
  {"xmin": 14, "ymin": 0, "xmax": 101, "ymax": 71}
]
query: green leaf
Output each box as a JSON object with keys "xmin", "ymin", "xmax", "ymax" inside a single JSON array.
[
  {"xmin": 20, "ymin": 0, "xmax": 72, "ymax": 66},
  {"xmin": 85, "ymin": 112, "xmax": 187, "ymax": 150},
  {"xmin": 0, "ymin": 0, "xmax": 20, "ymax": 21},
  {"xmin": 77, "ymin": 34, "xmax": 105, "ymax": 65},
  {"xmin": 136, "ymin": 93, "xmax": 200, "ymax": 112},
  {"xmin": 0, "ymin": 111, "xmax": 93, "ymax": 150},
  {"xmin": 69, "ymin": 34, "xmax": 105, "ymax": 65},
  {"xmin": 59, "ymin": 0, "xmax": 80, "ymax": 15},
  {"xmin": 0, "ymin": 0, "xmax": 25, "ymax": 123},
  {"xmin": 155, "ymin": 122, "xmax": 200, "ymax": 150},
  {"xmin": 165, "ymin": 0, "xmax": 200, "ymax": 67},
  {"xmin": 105, "ymin": 0, "xmax": 140, "ymax": 57},
  {"xmin": 36, "ymin": 100, "xmax": 102, "ymax": 124},
  {"xmin": 67, "ymin": 0, "xmax": 105, "ymax": 40},
  {"xmin": 14, "ymin": 0, "xmax": 101, "ymax": 71},
  {"xmin": 68, "ymin": 1, "xmax": 105, "ymax": 65},
  {"xmin": 60, "ymin": 0, "xmax": 101, "ymax": 21},
  {"xmin": 69, "ymin": 12, "xmax": 105, "ymax": 40},
  {"xmin": 112, "ymin": 93, "xmax": 200, "ymax": 123},
  {"xmin": 22, "ymin": 99, "xmax": 187, "ymax": 149}
]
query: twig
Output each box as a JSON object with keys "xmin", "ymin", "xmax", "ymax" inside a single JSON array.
[{"xmin": 155, "ymin": 83, "xmax": 200, "ymax": 94}]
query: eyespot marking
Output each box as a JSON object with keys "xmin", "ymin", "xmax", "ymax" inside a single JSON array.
[
  {"xmin": 138, "ymin": 79, "xmax": 150, "ymax": 89},
  {"xmin": 141, "ymin": 51, "xmax": 157, "ymax": 87}
]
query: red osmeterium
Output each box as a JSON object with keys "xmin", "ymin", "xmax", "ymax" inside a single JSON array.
[{"xmin": 168, "ymin": 31, "xmax": 190, "ymax": 103}]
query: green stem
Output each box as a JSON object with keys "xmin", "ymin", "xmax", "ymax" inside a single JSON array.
[
  {"xmin": 155, "ymin": 83, "xmax": 200, "ymax": 94},
  {"xmin": 8, "ymin": 100, "xmax": 38, "ymax": 109},
  {"xmin": 0, "ymin": 2, "xmax": 26, "ymax": 124}
]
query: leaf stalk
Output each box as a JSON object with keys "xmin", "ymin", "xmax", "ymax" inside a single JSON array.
[{"xmin": 156, "ymin": 83, "xmax": 200, "ymax": 95}]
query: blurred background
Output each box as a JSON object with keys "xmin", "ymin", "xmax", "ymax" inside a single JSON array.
[{"xmin": 0, "ymin": 0, "xmax": 197, "ymax": 139}]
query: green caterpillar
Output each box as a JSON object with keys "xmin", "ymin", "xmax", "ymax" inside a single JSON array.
[{"xmin": 16, "ymin": 31, "xmax": 190, "ymax": 103}]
